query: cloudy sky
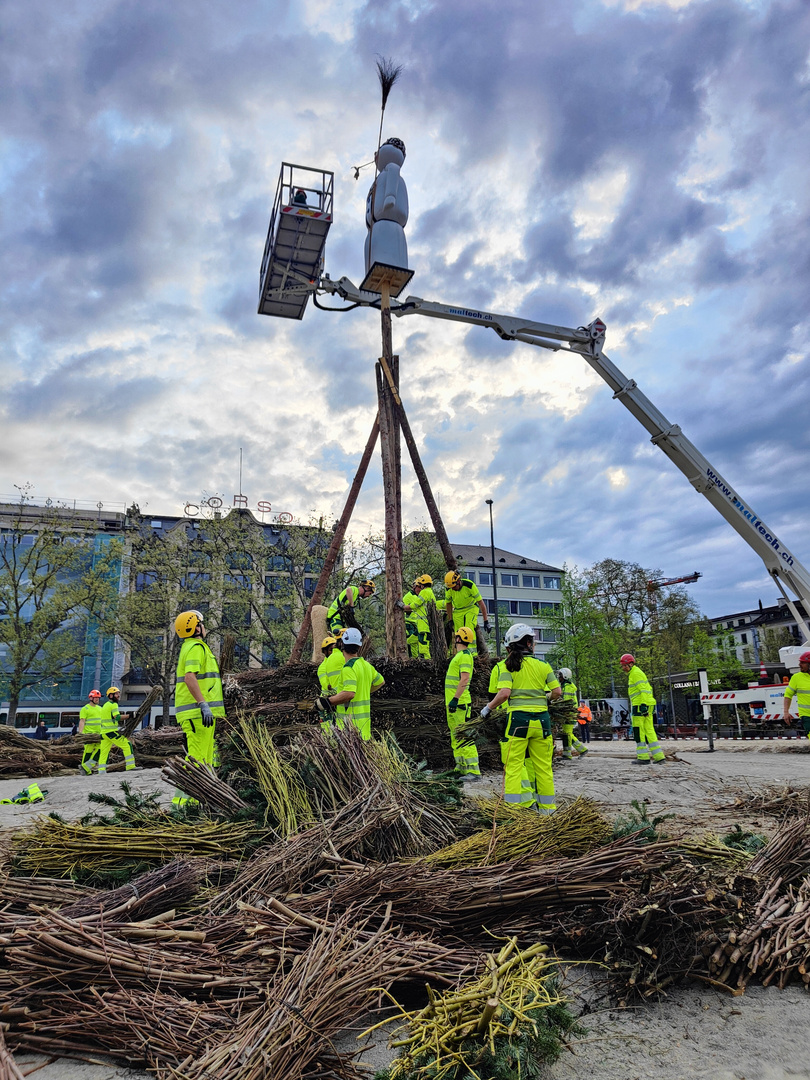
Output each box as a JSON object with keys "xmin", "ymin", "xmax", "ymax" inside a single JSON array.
[{"xmin": 2, "ymin": 0, "xmax": 808, "ymax": 619}]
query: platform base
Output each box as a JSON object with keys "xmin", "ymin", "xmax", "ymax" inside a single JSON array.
[{"xmin": 360, "ymin": 262, "xmax": 414, "ymax": 297}]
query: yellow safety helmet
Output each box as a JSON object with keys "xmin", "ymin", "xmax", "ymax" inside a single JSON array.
[
  {"xmin": 332, "ymin": 626, "xmax": 346, "ymax": 639},
  {"xmin": 175, "ymin": 609, "xmax": 204, "ymax": 638},
  {"xmin": 321, "ymin": 635, "xmax": 337, "ymax": 650},
  {"xmin": 444, "ymin": 571, "xmax": 461, "ymax": 589},
  {"xmin": 455, "ymin": 626, "xmax": 475, "ymax": 645},
  {"xmin": 414, "ymin": 574, "xmax": 433, "ymax": 588},
  {"xmin": 359, "ymin": 579, "xmax": 376, "ymax": 594},
  {"xmin": 106, "ymin": 686, "xmax": 121, "ymax": 698}
]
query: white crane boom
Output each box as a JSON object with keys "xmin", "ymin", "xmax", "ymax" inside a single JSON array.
[{"xmin": 318, "ymin": 274, "xmax": 810, "ymax": 638}]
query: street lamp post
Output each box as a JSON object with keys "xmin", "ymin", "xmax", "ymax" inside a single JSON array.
[{"xmin": 485, "ymin": 499, "xmax": 501, "ymax": 657}]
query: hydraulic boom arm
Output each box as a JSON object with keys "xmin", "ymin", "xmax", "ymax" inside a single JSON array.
[{"xmin": 318, "ymin": 274, "xmax": 810, "ymax": 638}]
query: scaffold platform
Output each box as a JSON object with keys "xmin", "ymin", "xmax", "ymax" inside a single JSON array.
[{"xmin": 258, "ymin": 164, "xmax": 334, "ymax": 320}]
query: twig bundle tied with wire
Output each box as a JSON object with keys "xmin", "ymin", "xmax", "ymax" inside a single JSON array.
[
  {"xmin": 422, "ymin": 796, "xmax": 612, "ymax": 869},
  {"xmin": 13, "ymin": 817, "xmax": 262, "ymax": 877},
  {"xmin": 161, "ymin": 756, "xmax": 249, "ymax": 816},
  {"xmin": 371, "ymin": 938, "xmax": 581, "ymax": 1080}
]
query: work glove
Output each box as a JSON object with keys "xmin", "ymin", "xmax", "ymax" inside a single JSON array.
[
  {"xmin": 314, "ymin": 696, "xmax": 335, "ymax": 715},
  {"xmin": 483, "ymin": 621, "xmax": 491, "ymax": 635},
  {"xmin": 199, "ymin": 702, "xmax": 215, "ymax": 728},
  {"xmin": 480, "ymin": 704, "xmax": 492, "ymax": 720},
  {"xmin": 395, "ymin": 599, "xmax": 406, "ymax": 611},
  {"xmin": 447, "ymin": 699, "xmax": 458, "ymax": 713}
]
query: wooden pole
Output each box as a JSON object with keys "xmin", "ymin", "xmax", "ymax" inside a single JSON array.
[
  {"xmin": 378, "ymin": 282, "xmax": 407, "ymax": 658},
  {"xmin": 289, "ymin": 416, "xmax": 380, "ymax": 662}
]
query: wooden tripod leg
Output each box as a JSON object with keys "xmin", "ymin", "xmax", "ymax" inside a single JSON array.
[{"xmin": 289, "ymin": 416, "xmax": 380, "ymax": 662}]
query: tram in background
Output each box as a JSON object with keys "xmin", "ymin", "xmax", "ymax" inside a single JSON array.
[{"xmin": 0, "ymin": 704, "xmax": 169, "ymax": 738}]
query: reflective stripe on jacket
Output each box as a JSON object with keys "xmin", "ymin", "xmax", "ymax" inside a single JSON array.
[
  {"xmin": 80, "ymin": 704, "xmax": 104, "ymax": 733},
  {"xmin": 498, "ymin": 658, "xmax": 559, "ymax": 714},
  {"xmin": 175, "ymin": 638, "xmax": 225, "ymax": 724},
  {"xmin": 99, "ymin": 700, "xmax": 120, "ymax": 733},
  {"xmin": 628, "ymin": 665, "xmax": 656, "ymax": 708}
]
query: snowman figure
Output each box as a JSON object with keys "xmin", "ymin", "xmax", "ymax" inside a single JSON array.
[{"xmin": 364, "ymin": 137, "xmax": 409, "ymax": 281}]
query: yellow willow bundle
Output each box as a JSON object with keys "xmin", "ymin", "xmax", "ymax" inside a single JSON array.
[
  {"xmin": 423, "ymin": 796, "xmax": 611, "ymax": 869},
  {"xmin": 239, "ymin": 715, "xmax": 315, "ymax": 834},
  {"xmin": 365, "ymin": 938, "xmax": 564, "ymax": 1080},
  {"xmin": 14, "ymin": 817, "xmax": 260, "ymax": 876}
]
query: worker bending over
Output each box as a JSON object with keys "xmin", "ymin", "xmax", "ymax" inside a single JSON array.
[
  {"xmin": 173, "ymin": 609, "xmax": 225, "ymax": 805},
  {"xmin": 326, "ymin": 580, "xmax": 375, "ymax": 635},
  {"xmin": 97, "ymin": 687, "xmax": 136, "ymax": 773},
  {"xmin": 78, "ymin": 689, "xmax": 104, "ymax": 775},
  {"xmin": 444, "ymin": 571, "xmax": 490, "ymax": 657},
  {"xmin": 620, "ymin": 653, "xmax": 665, "ymax": 763},
  {"xmin": 783, "ymin": 650, "xmax": 810, "ymax": 739},
  {"xmin": 557, "ymin": 668, "xmax": 588, "ymax": 760},
  {"xmin": 316, "ymin": 631, "xmax": 346, "ymax": 732},
  {"xmin": 401, "ymin": 574, "xmax": 437, "ymax": 658},
  {"xmin": 482, "ymin": 623, "xmax": 560, "ymax": 812},
  {"xmin": 315, "ymin": 627, "xmax": 383, "ymax": 740},
  {"xmin": 445, "ymin": 626, "xmax": 480, "ymax": 776}
]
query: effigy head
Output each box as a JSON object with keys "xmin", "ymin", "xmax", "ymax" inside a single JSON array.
[{"xmin": 376, "ymin": 137, "xmax": 406, "ymax": 168}]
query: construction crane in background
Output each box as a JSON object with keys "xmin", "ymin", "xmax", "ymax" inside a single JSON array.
[{"xmin": 646, "ymin": 571, "xmax": 702, "ymax": 632}]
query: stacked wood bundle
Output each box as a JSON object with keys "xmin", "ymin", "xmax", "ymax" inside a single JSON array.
[
  {"xmin": 701, "ymin": 817, "xmax": 810, "ymax": 991},
  {"xmin": 226, "ymin": 655, "xmax": 496, "ymax": 770}
]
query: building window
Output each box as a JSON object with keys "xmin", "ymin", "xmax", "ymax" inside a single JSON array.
[
  {"xmin": 502, "ymin": 573, "xmax": 519, "ymax": 587},
  {"xmin": 464, "ymin": 571, "xmax": 475, "ymax": 582},
  {"xmin": 507, "ymin": 600, "xmax": 519, "ymax": 615},
  {"xmin": 518, "ymin": 601, "xmax": 538, "ymax": 617},
  {"xmin": 522, "ymin": 574, "xmax": 540, "ymax": 588},
  {"xmin": 727, "ymin": 621, "xmax": 734, "ymax": 629},
  {"xmin": 543, "ymin": 576, "xmax": 561, "ymax": 590},
  {"xmin": 304, "ymin": 577, "xmax": 316, "ymax": 598},
  {"xmin": 479, "ymin": 572, "xmax": 493, "ymax": 585},
  {"xmin": 541, "ymin": 629, "xmax": 557, "ymax": 643},
  {"xmin": 740, "ymin": 633, "xmax": 748, "ymax": 644},
  {"xmin": 540, "ymin": 601, "xmax": 561, "ymax": 613},
  {"xmin": 738, "ymin": 619, "xmax": 745, "ymax": 626},
  {"xmin": 485, "ymin": 598, "xmax": 496, "ymax": 614}
]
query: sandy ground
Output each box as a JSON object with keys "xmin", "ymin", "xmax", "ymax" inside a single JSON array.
[{"xmin": 2, "ymin": 743, "xmax": 809, "ymax": 1079}]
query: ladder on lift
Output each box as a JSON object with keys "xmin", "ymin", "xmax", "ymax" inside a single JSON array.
[{"xmin": 258, "ymin": 164, "xmax": 334, "ymax": 320}]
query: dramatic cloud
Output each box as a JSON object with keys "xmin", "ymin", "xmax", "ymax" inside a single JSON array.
[{"xmin": 1, "ymin": 0, "xmax": 809, "ymax": 621}]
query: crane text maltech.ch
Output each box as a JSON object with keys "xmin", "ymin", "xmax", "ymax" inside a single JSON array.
[{"xmin": 705, "ymin": 468, "xmax": 794, "ymax": 566}]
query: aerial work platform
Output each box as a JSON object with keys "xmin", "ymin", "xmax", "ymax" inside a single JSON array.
[{"xmin": 258, "ymin": 164, "xmax": 334, "ymax": 319}]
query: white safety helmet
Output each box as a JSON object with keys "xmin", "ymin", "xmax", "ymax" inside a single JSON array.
[
  {"xmin": 557, "ymin": 667, "xmax": 573, "ymax": 681},
  {"xmin": 342, "ymin": 627, "xmax": 362, "ymax": 647},
  {"xmin": 504, "ymin": 623, "xmax": 535, "ymax": 647}
]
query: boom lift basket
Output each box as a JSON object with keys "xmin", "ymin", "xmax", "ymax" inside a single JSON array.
[{"xmin": 258, "ymin": 163, "xmax": 334, "ymax": 319}]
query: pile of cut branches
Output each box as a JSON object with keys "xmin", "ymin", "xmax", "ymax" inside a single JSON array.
[{"xmin": 423, "ymin": 796, "xmax": 611, "ymax": 868}]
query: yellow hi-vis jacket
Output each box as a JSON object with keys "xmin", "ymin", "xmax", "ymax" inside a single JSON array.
[
  {"xmin": 79, "ymin": 703, "xmax": 104, "ymax": 733},
  {"xmin": 175, "ymin": 638, "xmax": 225, "ymax": 726},
  {"xmin": 627, "ymin": 664, "xmax": 656, "ymax": 711}
]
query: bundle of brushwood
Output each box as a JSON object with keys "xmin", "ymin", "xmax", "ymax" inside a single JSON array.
[
  {"xmin": 224, "ymin": 723, "xmax": 459, "ymax": 848},
  {"xmin": 290, "ymin": 836, "xmax": 684, "ymax": 935},
  {"xmin": 718, "ymin": 784, "xmax": 810, "ymax": 820},
  {"xmin": 422, "ymin": 796, "xmax": 612, "ymax": 868},
  {"xmin": 161, "ymin": 756, "xmax": 249, "ymax": 815},
  {"xmin": 226, "ymin": 656, "xmax": 495, "ymax": 770},
  {"xmin": 374, "ymin": 938, "xmax": 582, "ymax": 1080},
  {"xmin": 0, "ymin": 726, "xmax": 58, "ymax": 779},
  {"xmin": 0, "ymin": 874, "xmax": 97, "ymax": 915},
  {"xmin": 701, "ymin": 817, "xmax": 810, "ymax": 991},
  {"xmin": 176, "ymin": 909, "xmax": 459, "ymax": 1080},
  {"xmin": 13, "ymin": 817, "xmax": 263, "ymax": 878}
]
